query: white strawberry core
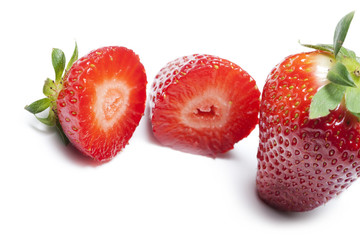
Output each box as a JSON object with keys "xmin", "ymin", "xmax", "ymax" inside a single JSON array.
[
  {"xmin": 180, "ymin": 90, "xmax": 230, "ymax": 129},
  {"xmin": 313, "ymin": 53, "xmax": 335, "ymax": 85},
  {"xmin": 94, "ymin": 80, "xmax": 130, "ymax": 131}
]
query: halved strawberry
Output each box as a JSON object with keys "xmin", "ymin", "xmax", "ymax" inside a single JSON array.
[
  {"xmin": 26, "ymin": 45, "xmax": 147, "ymax": 161},
  {"xmin": 150, "ymin": 54, "xmax": 260, "ymax": 156}
]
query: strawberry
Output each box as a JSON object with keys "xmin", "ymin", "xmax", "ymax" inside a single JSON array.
[
  {"xmin": 25, "ymin": 44, "xmax": 147, "ymax": 161},
  {"xmin": 257, "ymin": 12, "xmax": 360, "ymax": 211},
  {"xmin": 150, "ymin": 54, "xmax": 260, "ymax": 156}
]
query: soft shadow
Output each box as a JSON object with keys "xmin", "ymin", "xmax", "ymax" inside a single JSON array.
[
  {"xmin": 30, "ymin": 122, "xmax": 54, "ymax": 135},
  {"xmin": 216, "ymin": 149, "xmax": 238, "ymax": 160},
  {"xmin": 28, "ymin": 120, "xmax": 107, "ymax": 167},
  {"xmin": 61, "ymin": 143, "xmax": 108, "ymax": 167}
]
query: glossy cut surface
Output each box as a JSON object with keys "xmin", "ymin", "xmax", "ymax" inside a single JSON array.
[
  {"xmin": 57, "ymin": 46, "xmax": 147, "ymax": 161},
  {"xmin": 151, "ymin": 54, "xmax": 260, "ymax": 156}
]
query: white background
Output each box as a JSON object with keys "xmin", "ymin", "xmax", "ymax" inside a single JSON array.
[{"xmin": 2, "ymin": 0, "xmax": 360, "ymax": 239}]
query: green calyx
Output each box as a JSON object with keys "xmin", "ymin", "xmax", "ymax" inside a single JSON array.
[
  {"xmin": 25, "ymin": 42, "xmax": 78, "ymax": 144},
  {"xmin": 302, "ymin": 11, "xmax": 360, "ymax": 120}
]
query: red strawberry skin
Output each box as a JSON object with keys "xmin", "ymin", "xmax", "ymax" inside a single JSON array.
[
  {"xmin": 57, "ymin": 46, "xmax": 147, "ymax": 161},
  {"xmin": 150, "ymin": 54, "xmax": 260, "ymax": 156},
  {"xmin": 257, "ymin": 51, "xmax": 360, "ymax": 211}
]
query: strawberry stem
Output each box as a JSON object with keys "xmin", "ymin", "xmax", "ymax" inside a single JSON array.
[
  {"xmin": 304, "ymin": 11, "xmax": 360, "ymax": 120},
  {"xmin": 25, "ymin": 42, "xmax": 78, "ymax": 145},
  {"xmin": 327, "ymin": 62, "xmax": 356, "ymax": 87}
]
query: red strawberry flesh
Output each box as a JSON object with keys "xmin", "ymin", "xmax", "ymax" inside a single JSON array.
[
  {"xmin": 57, "ymin": 46, "xmax": 147, "ymax": 161},
  {"xmin": 150, "ymin": 54, "xmax": 260, "ymax": 156}
]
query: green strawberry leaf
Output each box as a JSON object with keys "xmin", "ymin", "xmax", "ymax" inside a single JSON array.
[
  {"xmin": 25, "ymin": 98, "xmax": 51, "ymax": 114},
  {"xmin": 66, "ymin": 42, "xmax": 78, "ymax": 71},
  {"xmin": 43, "ymin": 78, "xmax": 56, "ymax": 97},
  {"xmin": 327, "ymin": 62, "xmax": 356, "ymax": 87},
  {"xmin": 36, "ymin": 109, "xmax": 56, "ymax": 126},
  {"xmin": 300, "ymin": 43, "xmax": 334, "ymax": 53},
  {"xmin": 300, "ymin": 43, "xmax": 356, "ymax": 60},
  {"xmin": 338, "ymin": 47, "xmax": 356, "ymax": 59},
  {"xmin": 52, "ymin": 48, "xmax": 66, "ymax": 83},
  {"xmin": 345, "ymin": 87, "xmax": 360, "ymax": 113},
  {"xmin": 309, "ymin": 83, "xmax": 346, "ymax": 119},
  {"xmin": 26, "ymin": 43, "xmax": 80, "ymax": 142},
  {"xmin": 333, "ymin": 11, "xmax": 355, "ymax": 58}
]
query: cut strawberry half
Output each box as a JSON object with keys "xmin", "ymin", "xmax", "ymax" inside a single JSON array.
[
  {"xmin": 150, "ymin": 54, "xmax": 260, "ymax": 156},
  {"xmin": 57, "ymin": 46, "xmax": 147, "ymax": 161},
  {"xmin": 26, "ymin": 45, "xmax": 147, "ymax": 162}
]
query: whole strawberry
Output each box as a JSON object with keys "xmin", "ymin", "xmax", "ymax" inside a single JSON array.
[
  {"xmin": 257, "ymin": 12, "xmax": 360, "ymax": 211},
  {"xmin": 150, "ymin": 54, "xmax": 260, "ymax": 156},
  {"xmin": 25, "ymin": 44, "xmax": 147, "ymax": 161}
]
